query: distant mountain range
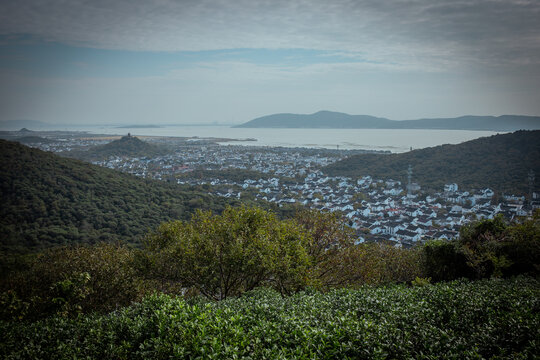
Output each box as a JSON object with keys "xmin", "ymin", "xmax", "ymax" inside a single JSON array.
[
  {"xmin": 0, "ymin": 120, "xmax": 57, "ymax": 130},
  {"xmin": 116, "ymin": 125, "xmax": 162, "ymax": 128},
  {"xmin": 324, "ymin": 130, "xmax": 540, "ymax": 195},
  {"xmin": 235, "ymin": 111, "xmax": 540, "ymax": 131}
]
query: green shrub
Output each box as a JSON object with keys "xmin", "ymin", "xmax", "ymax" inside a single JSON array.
[
  {"xmin": 1, "ymin": 277, "xmax": 538, "ymax": 359},
  {"xmin": 423, "ymin": 213, "xmax": 539, "ymax": 281},
  {"xmin": 411, "ymin": 276, "xmax": 431, "ymax": 287},
  {"xmin": 422, "ymin": 239, "xmax": 472, "ymax": 281},
  {"xmin": 140, "ymin": 206, "xmax": 310, "ymax": 300},
  {"xmin": 340, "ymin": 242, "xmax": 424, "ymax": 286},
  {"xmin": 0, "ymin": 243, "xmax": 146, "ymax": 320}
]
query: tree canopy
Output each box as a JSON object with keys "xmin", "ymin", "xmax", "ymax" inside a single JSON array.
[{"xmin": 140, "ymin": 206, "xmax": 310, "ymax": 299}]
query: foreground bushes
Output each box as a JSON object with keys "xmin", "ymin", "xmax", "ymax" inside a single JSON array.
[
  {"xmin": 0, "ymin": 207, "xmax": 423, "ymax": 321},
  {"xmin": 3, "ymin": 207, "xmax": 538, "ymax": 321},
  {"xmin": 138, "ymin": 207, "xmax": 424, "ymax": 299},
  {"xmin": 0, "ymin": 243, "xmax": 147, "ymax": 320},
  {"xmin": 1, "ymin": 277, "xmax": 538, "ymax": 359},
  {"xmin": 139, "ymin": 207, "xmax": 310, "ymax": 299},
  {"xmin": 423, "ymin": 213, "xmax": 540, "ymax": 281}
]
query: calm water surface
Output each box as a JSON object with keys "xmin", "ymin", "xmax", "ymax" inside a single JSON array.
[{"xmin": 77, "ymin": 125, "xmax": 503, "ymax": 153}]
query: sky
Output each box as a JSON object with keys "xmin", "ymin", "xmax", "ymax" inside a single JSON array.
[{"xmin": 0, "ymin": 0, "xmax": 539, "ymax": 125}]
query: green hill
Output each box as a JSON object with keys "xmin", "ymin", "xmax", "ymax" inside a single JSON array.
[
  {"xmin": 324, "ymin": 130, "xmax": 540, "ymax": 194},
  {"xmin": 0, "ymin": 139, "xmax": 240, "ymax": 252},
  {"xmin": 81, "ymin": 135, "xmax": 166, "ymax": 159}
]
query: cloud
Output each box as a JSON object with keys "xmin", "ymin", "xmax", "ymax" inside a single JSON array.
[
  {"xmin": 0, "ymin": 0, "xmax": 539, "ymax": 71},
  {"xmin": 0, "ymin": 0, "xmax": 539, "ymax": 123}
]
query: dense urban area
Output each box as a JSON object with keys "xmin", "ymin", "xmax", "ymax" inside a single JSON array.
[{"xmin": 11, "ymin": 130, "xmax": 539, "ymax": 248}]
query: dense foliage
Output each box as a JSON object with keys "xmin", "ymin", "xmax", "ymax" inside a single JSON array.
[
  {"xmin": 0, "ymin": 243, "xmax": 148, "ymax": 321},
  {"xmin": 0, "ymin": 207, "xmax": 424, "ymax": 320},
  {"xmin": 140, "ymin": 207, "xmax": 310, "ymax": 300},
  {"xmin": 0, "ymin": 205, "xmax": 538, "ymax": 358},
  {"xmin": 0, "ymin": 139, "xmax": 240, "ymax": 252},
  {"xmin": 324, "ymin": 130, "xmax": 540, "ymax": 194},
  {"xmin": 1, "ymin": 278, "xmax": 538, "ymax": 359},
  {"xmin": 138, "ymin": 207, "xmax": 422, "ymax": 300},
  {"xmin": 3, "ymin": 207, "xmax": 536, "ymax": 322},
  {"xmin": 423, "ymin": 213, "xmax": 540, "ymax": 281}
]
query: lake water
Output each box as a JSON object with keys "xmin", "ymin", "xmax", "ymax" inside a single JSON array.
[{"xmin": 74, "ymin": 125, "xmax": 502, "ymax": 153}]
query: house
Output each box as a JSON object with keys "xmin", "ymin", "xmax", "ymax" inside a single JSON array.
[
  {"xmin": 395, "ymin": 229, "xmax": 421, "ymax": 242},
  {"xmin": 415, "ymin": 215, "xmax": 433, "ymax": 227},
  {"xmin": 383, "ymin": 221, "xmax": 403, "ymax": 235},
  {"xmin": 503, "ymin": 194, "xmax": 525, "ymax": 202},
  {"xmin": 357, "ymin": 206, "xmax": 371, "ymax": 217},
  {"xmin": 444, "ymin": 183, "xmax": 458, "ymax": 192},
  {"xmin": 385, "ymin": 179, "xmax": 401, "ymax": 187},
  {"xmin": 405, "ymin": 224, "xmax": 423, "ymax": 234},
  {"xmin": 357, "ymin": 176, "xmax": 372, "ymax": 186},
  {"xmin": 384, "ymin": 188, "xmax": 403, "ymax": 196},
  {"xmin": 368, "ymin": 224, "xmax": 384, "ymax": 234},
  {"xmin": 481, "ymin": 188, "xmax": 494, "ymax": 198},
  {"xmin": 450, "ymin": 205, "xmax": 463, "ymax": 214},
  {"xmin": 404, "ymin": 207, "xmax": 421, "ymax": 217},
  {"xmin": 446, "ymin": 215, "xmax": 465, "ymax": 226}
]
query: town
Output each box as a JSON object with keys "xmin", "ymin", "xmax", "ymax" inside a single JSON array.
[{"xmin": 7, "ymin": 131, "xmax": 538, "ymax": 248}]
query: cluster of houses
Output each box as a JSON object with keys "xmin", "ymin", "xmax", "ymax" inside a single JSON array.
[
  {"xmin": 15, "ymin": 133, "xmax": 537, "ymax": 247},
  {"xmin": 91, "ymin": 145, "xmax": 537, "ymax": 247},
  {"xmin": 182, "ymin": 170, "xmax": 533, "ymax": 247},
  {"xmin": 93, "ymin": 145, "xmax": 349, "ymax": 180}
]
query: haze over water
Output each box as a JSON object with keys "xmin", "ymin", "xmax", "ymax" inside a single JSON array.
[{"xmin": 76, "ymin": 125, "xmax": 501, "ymax": 153}]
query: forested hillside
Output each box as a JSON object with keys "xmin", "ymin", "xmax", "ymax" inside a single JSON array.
[
  {"xmin": 0, "ymin": 139, "xmax": 240, "ymax": 252},
  {"xmin": 324, "ymin": 130, "xmax": 540, "ymax": 194}
]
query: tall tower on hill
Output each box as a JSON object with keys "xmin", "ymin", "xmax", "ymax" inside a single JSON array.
[
  {"xmin": 407, "ymin": 164, "xmax": 413, "ymax": 198},
  {"xmin": 528, "ymin": 169, "xmax": 535, "ymax": 211}
]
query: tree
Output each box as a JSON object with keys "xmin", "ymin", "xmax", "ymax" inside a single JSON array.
[
  {"xmin": 294, "ymin": 209, "xmax": 355, "ymax": 289},
  {"xmin": 142, "ymin": 206, "xmax": 310, "ymax": 300},
  {"xmin": 422, "ymin": 213, "xmax": 540, "ymax": 281},
  {"xmin": 458, "ymin": 215, "xmax": 509, "ymax": 278}
]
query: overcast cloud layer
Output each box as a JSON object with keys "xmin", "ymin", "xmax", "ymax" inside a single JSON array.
[{"xmin": 0, "ymin": 0, "xmax": 539, "ymax": 124}]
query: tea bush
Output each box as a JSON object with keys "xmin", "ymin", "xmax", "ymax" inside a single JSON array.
[{"xmin": 1, "ymin": 277, "xmax": 537, "ymax": 359}]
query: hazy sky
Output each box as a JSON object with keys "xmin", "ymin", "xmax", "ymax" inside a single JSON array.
[{"xmin": 1, "ymin": 0, "xmax": 539, "ymax": 125}]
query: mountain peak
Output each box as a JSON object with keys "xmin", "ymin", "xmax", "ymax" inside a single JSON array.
[{"xmin": 85, "ymin": 134, "xmax": 162, "ymax": 159}]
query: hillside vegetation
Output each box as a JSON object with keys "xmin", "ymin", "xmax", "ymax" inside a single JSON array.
[
  {"xmin": 2, "ymin": 207, "xmax": 536, "ymax": 320},
  {"xmin": 1, "ymin": 278, "xmax": 538, "ymax": 359},
  {"xmin": 0, "ymin": 205, "xmax": 538, "ymax": 358},
  {"xmin": 324, "ymin": 130, "xmax": 540, "ymax": 194},
  {"xmin": 0, "ymin": 139, "xmax": 240, "ymax": 252}
]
